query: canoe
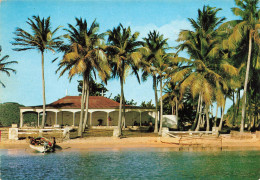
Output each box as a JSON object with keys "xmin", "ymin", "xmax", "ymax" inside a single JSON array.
[{"xmin": 29, "ymin": 137, "xmax": 54, "ymax": 153}]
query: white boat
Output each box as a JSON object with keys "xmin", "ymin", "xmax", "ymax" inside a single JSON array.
[{"xmin": 29, "ymin": 137, "xmax": 54, "ymax": 153}]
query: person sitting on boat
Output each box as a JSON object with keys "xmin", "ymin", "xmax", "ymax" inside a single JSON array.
[
  {"xmin": 43, "ymin": 141, "xmax": 48, "ymax": 150},
  {"xmin": 52, "ymin": 137, "xmax": 56, "ymax": 152},
  {"xmin": 29, "ymin": 136, "xmax": 36, "ymax": 145}
]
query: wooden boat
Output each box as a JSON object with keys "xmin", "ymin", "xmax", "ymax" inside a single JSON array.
[{"xmin": 29, "ymin": 137, "xmax": 54, "ymax": 153}]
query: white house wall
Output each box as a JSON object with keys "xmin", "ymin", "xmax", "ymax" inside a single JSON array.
[{"xmin": 21, "ymin": 108, "xmax": 156, "ymax": 127}]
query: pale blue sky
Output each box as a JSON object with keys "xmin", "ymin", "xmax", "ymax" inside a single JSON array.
[{"xmin": 0, "ymin": 0, "xmax": 237, "ymax": 111}]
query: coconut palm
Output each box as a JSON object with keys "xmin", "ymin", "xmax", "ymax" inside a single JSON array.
[
  {"xmin": 150, "ymin": 50, "xmax": 177, "ymax": 134},
  {"xmin": 12, "ymin": 16, "xmax": 63, "ymax": 128},
  {"xmin": 228, "ymin": 0, "xmax": 260, "ymax": 132},
  {"xmin": 106, "ymin": 24, "xmax": 142, "ymax": 137},
  {"xmin": 140, "ymin": 30, "xmax": 169, "ymax": 133},
  {"xmin": 175, "ymin": 6, "xmax": 229, "ymax": 131},
  {"xmin": 57, "ymin": 18, "xmax": 109, "ymax": 136},
  {"xmin": 0, "ymin": 46, "xmax": 18, "ymax": 87}
]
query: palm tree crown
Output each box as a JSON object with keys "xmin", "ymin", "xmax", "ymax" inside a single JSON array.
[
  {"xmin": 12, "ymin": 16, "xmax": 62, "ymax": 128},
  {"xmin": 107, "ymin": 24, "xmax": 142, "ymax": 136}
]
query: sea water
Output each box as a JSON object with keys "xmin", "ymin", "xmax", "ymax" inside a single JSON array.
[{"xmin": 0, "ymin": 148, "xmax": 260, "ymax": 180}]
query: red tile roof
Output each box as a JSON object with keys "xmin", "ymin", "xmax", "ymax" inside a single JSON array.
[
  {"xmin": 21, "ymin": 96, "xmax": 141, "ymax": 109},
  {"xmin": 50, "ymin": 96, "xmax": 121, "ymax": 109}
]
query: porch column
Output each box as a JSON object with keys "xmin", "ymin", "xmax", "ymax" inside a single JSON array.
[
  {"xmin": 55, "ymin": 112, "xmax": 58, "ymax": 125},
  {"xmin": 107, "ymin": 112, "xmax": 109, "ymax": 126},
  {"xmin": 140, "ymin": 111, "xmax": 142, "ymax": 126},
  {"xmin": 20, "ymin": 112, "xmax": 24, "ymax": 128},
  {"xmin": 73, "ymin": 112, "xmax": 75, "ymax": 126},
  {"xmin": 37, "ymin": 112, "xmax": 40, "ymax": 127},
  {"xmin": 90, "ymin": 112, "xmax": 93, "ymax": 126}
]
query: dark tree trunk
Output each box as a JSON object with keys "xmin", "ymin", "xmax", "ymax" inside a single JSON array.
[
  {"xmin": 191, "ymin": 94, "xmax": 201, "ymax": 131},
  {"xmin": 241, "ymin": 31, "xmax": 252, "ymax": 132}
]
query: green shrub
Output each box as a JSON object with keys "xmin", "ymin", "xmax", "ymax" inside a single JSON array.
[{"xmin": 0, "ymin": 102, "xmax": 37, "ymax": 127}]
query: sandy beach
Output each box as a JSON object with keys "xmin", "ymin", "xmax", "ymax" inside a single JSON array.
[{"xmin": 1, "ymin": 136, "xmax": 260, "ymax": 151}]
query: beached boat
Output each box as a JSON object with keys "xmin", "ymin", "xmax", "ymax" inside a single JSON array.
[{"xmin": 29, "ymin": 137, "xmax": 54, "ymax": 153}]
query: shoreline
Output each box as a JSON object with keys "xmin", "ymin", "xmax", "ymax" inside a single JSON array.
[{"xmin": 1, "ymin": 136, "xmax": 260, "ymax": 151}]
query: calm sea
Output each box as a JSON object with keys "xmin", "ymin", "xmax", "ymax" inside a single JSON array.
[{"xmin": 1, "ymin": 148, "xmax": 260, "ymax": 180}]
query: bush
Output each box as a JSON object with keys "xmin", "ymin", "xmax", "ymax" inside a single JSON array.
[{"xmin": 0, "ymin": 102, "xmax": 37, "ymax": 127}]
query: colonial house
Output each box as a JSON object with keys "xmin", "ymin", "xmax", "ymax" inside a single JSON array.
[{"xmin": 19, "ymin": 96, "xmax": 156, "ymax": 128}]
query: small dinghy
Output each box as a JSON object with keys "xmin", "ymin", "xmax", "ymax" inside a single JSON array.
[{"xmin": 29, "ymin": 137, "xmax": 54, "ymax": 153}]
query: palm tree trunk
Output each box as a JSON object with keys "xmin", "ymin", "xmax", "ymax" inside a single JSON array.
[
  {"xmin": 236, "ymin": 90, "xmax": 240, "ymax": 119},
  {"xmin": 153, "ymin": 76, "xmax": 159, "ymax": 133},
  {"xmin": 214, "ymin": 106, "xmax": 218, "ymax": 127},
  {"xmin": 195, "ymin": 95, "xmax": 203, "ymax": 131},
  {"xmin": 175, "ymin": 98, "xmax": 178, "ymax": 129},
  {"xmin": 41, "ymin": 51, "xmax": 46, "ymax": 129},
  {"xmin": 159, "ymin": 77, "xmax": 163, "ymax": 135},
  {"xmin": 232, "ymin": 91, "xmax": 236, "ymax": 126},
  {"xmin": 82, "ymin": 76, "xmax": 90, "ymax": 132},
  {"xmin": 241, "ymin": 31, "xmax": 252, "ymax": 132},
  {"xmin": 206, "ymin": 105, "xmax": 210, "ymax": 131},
  {"xmin": 117, "ymin": 76, "xmax": 124, "ymax": 137},
  {"xmin": 172, "ymin": 102, "xmax": 174, "ymax": 115},
  {"xmin": 218, "ymin": 96, "xmax": 226, "ymax": 131},
  {"xmin": 78, "ymin": 77, "xmax": 86, "ymax": 136},
  {"xmin": 122, "ymin": 94, "xmax": 126, "ymax": 129},
  {"xmin": 191, "ymin": 94, "xmax": 201, "ymax": 130}
]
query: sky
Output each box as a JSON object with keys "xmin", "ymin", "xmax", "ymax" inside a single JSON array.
[{"xmin": 0, "ymin": 0, "xmax": 238, "ymax": 114}]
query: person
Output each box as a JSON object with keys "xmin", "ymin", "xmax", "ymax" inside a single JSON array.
[
  {"xmin": 144, "ymin": 121, "xmax": 148, "ymax": 126},
  {"xmin": 98, "ymin": 119, "xmax": 103, "ymax": 126},
  {"xmin": 52, "ymin": 137, "xmax": 56, "ymax": 152},
  {"xmin": 134, "ymin": 121, "xmax": 138, "ymax": 126},
  {"xmin": 43, "ymin": 141, "xmax": 48, "ymax": 150},
  {"xmin": 108, "ymin": 116, "xmax": 112, "ymax": 126},
  {"xmin": 148, "ymin": 121, "xmax": 154, "ymax": 132},
  {"xmin": 29, "ymin": 136, "xmax": 36, "ymax": 145}
]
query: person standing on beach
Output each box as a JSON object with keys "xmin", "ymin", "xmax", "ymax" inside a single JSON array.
[{"xmin": 108, "ymin": 116, "xmax": 112, "ymax": 126}]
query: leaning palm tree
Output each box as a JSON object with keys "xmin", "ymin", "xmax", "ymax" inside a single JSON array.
[
  {"xmin": 140, "ymin": 30, "xmax": 169, "ymax": 133},
  {"xmin": 12, "ymin": 16, "xmax": 63, "ymax": 128},
  {"xmin": 57, "ymin": 18, "xmax": 109, "ymax": 136},
  {"xmin": 106, "ymin": 24, "xmax": 142, "ymax": 137},
  {"xmin": 0, "ymin": 46, "xmax": 18, "ymax": 87},
  {"xmin": 222, "ymin": 0, "xmax": 260, "ymax": 132}
]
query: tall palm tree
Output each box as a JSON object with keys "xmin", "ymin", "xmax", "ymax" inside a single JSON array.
[
  {"xmin": 0, "ymin": 46, "xmax": 18, "ymax": 87},
  {"xmin": 140, "ymin": 30, "xmax": 169, "ymax": 133},
  {"xmin": 12, "ymin": 16, "xmax": 62, "ymax": 128},
  {"xmin": 106, "ymin": 24, "xmax": 142, "ymax": 137},
  {"xmin": 175, "ymin": 6, "xmax": 229, "ymax": 131},
  {"xmin": 57, "ymin": 18, "xmax": 109, "ymax": 136},
  {"xmin": 225, "ymin": 0, "xmax": 260, "ymax": 132}
]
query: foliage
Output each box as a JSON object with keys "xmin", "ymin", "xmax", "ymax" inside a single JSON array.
[
  {"xmin": 0, "ymin": 46, "xmax": 18, "ymax": 88},
  {"xmin": 0, "ymin": 103, "xmax": 37, "ymax": 127},
  {"xmin": 77, "ymin": 80, "xmax": 108, "ymax": 96},
  {"xmin": 140, "ymin": 100, "xmax": 155, "ymax": 108},
  {"xmin": 112, "ymin": 94, "xmax": 137, "ymax": 106}
]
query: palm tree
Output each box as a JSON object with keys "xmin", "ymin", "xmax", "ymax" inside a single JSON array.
[
  {"xmin": 12, "ymin": 16, "xmax": 62, "ymax": 128},
  {"xmin": 57, "ymin": 18, "xmax": 109, "ymax": 136},
  {"xmin": 226, "ymin": 0, "xmax": 260, "ymax": 132},
  {"xmin": 140, "ymin": 30, "xmax": 169, "ymax": 133},
  {"xmin": 106, "ymin": 24, "xmax": 142, "ymax": 137},
  {"xmin": 0, "ymin": 46, "xmax": 18, "ymax": 87},
  {"xmin": 176, "ymin": 6, "xmax": 226, "ymax": 131}
]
